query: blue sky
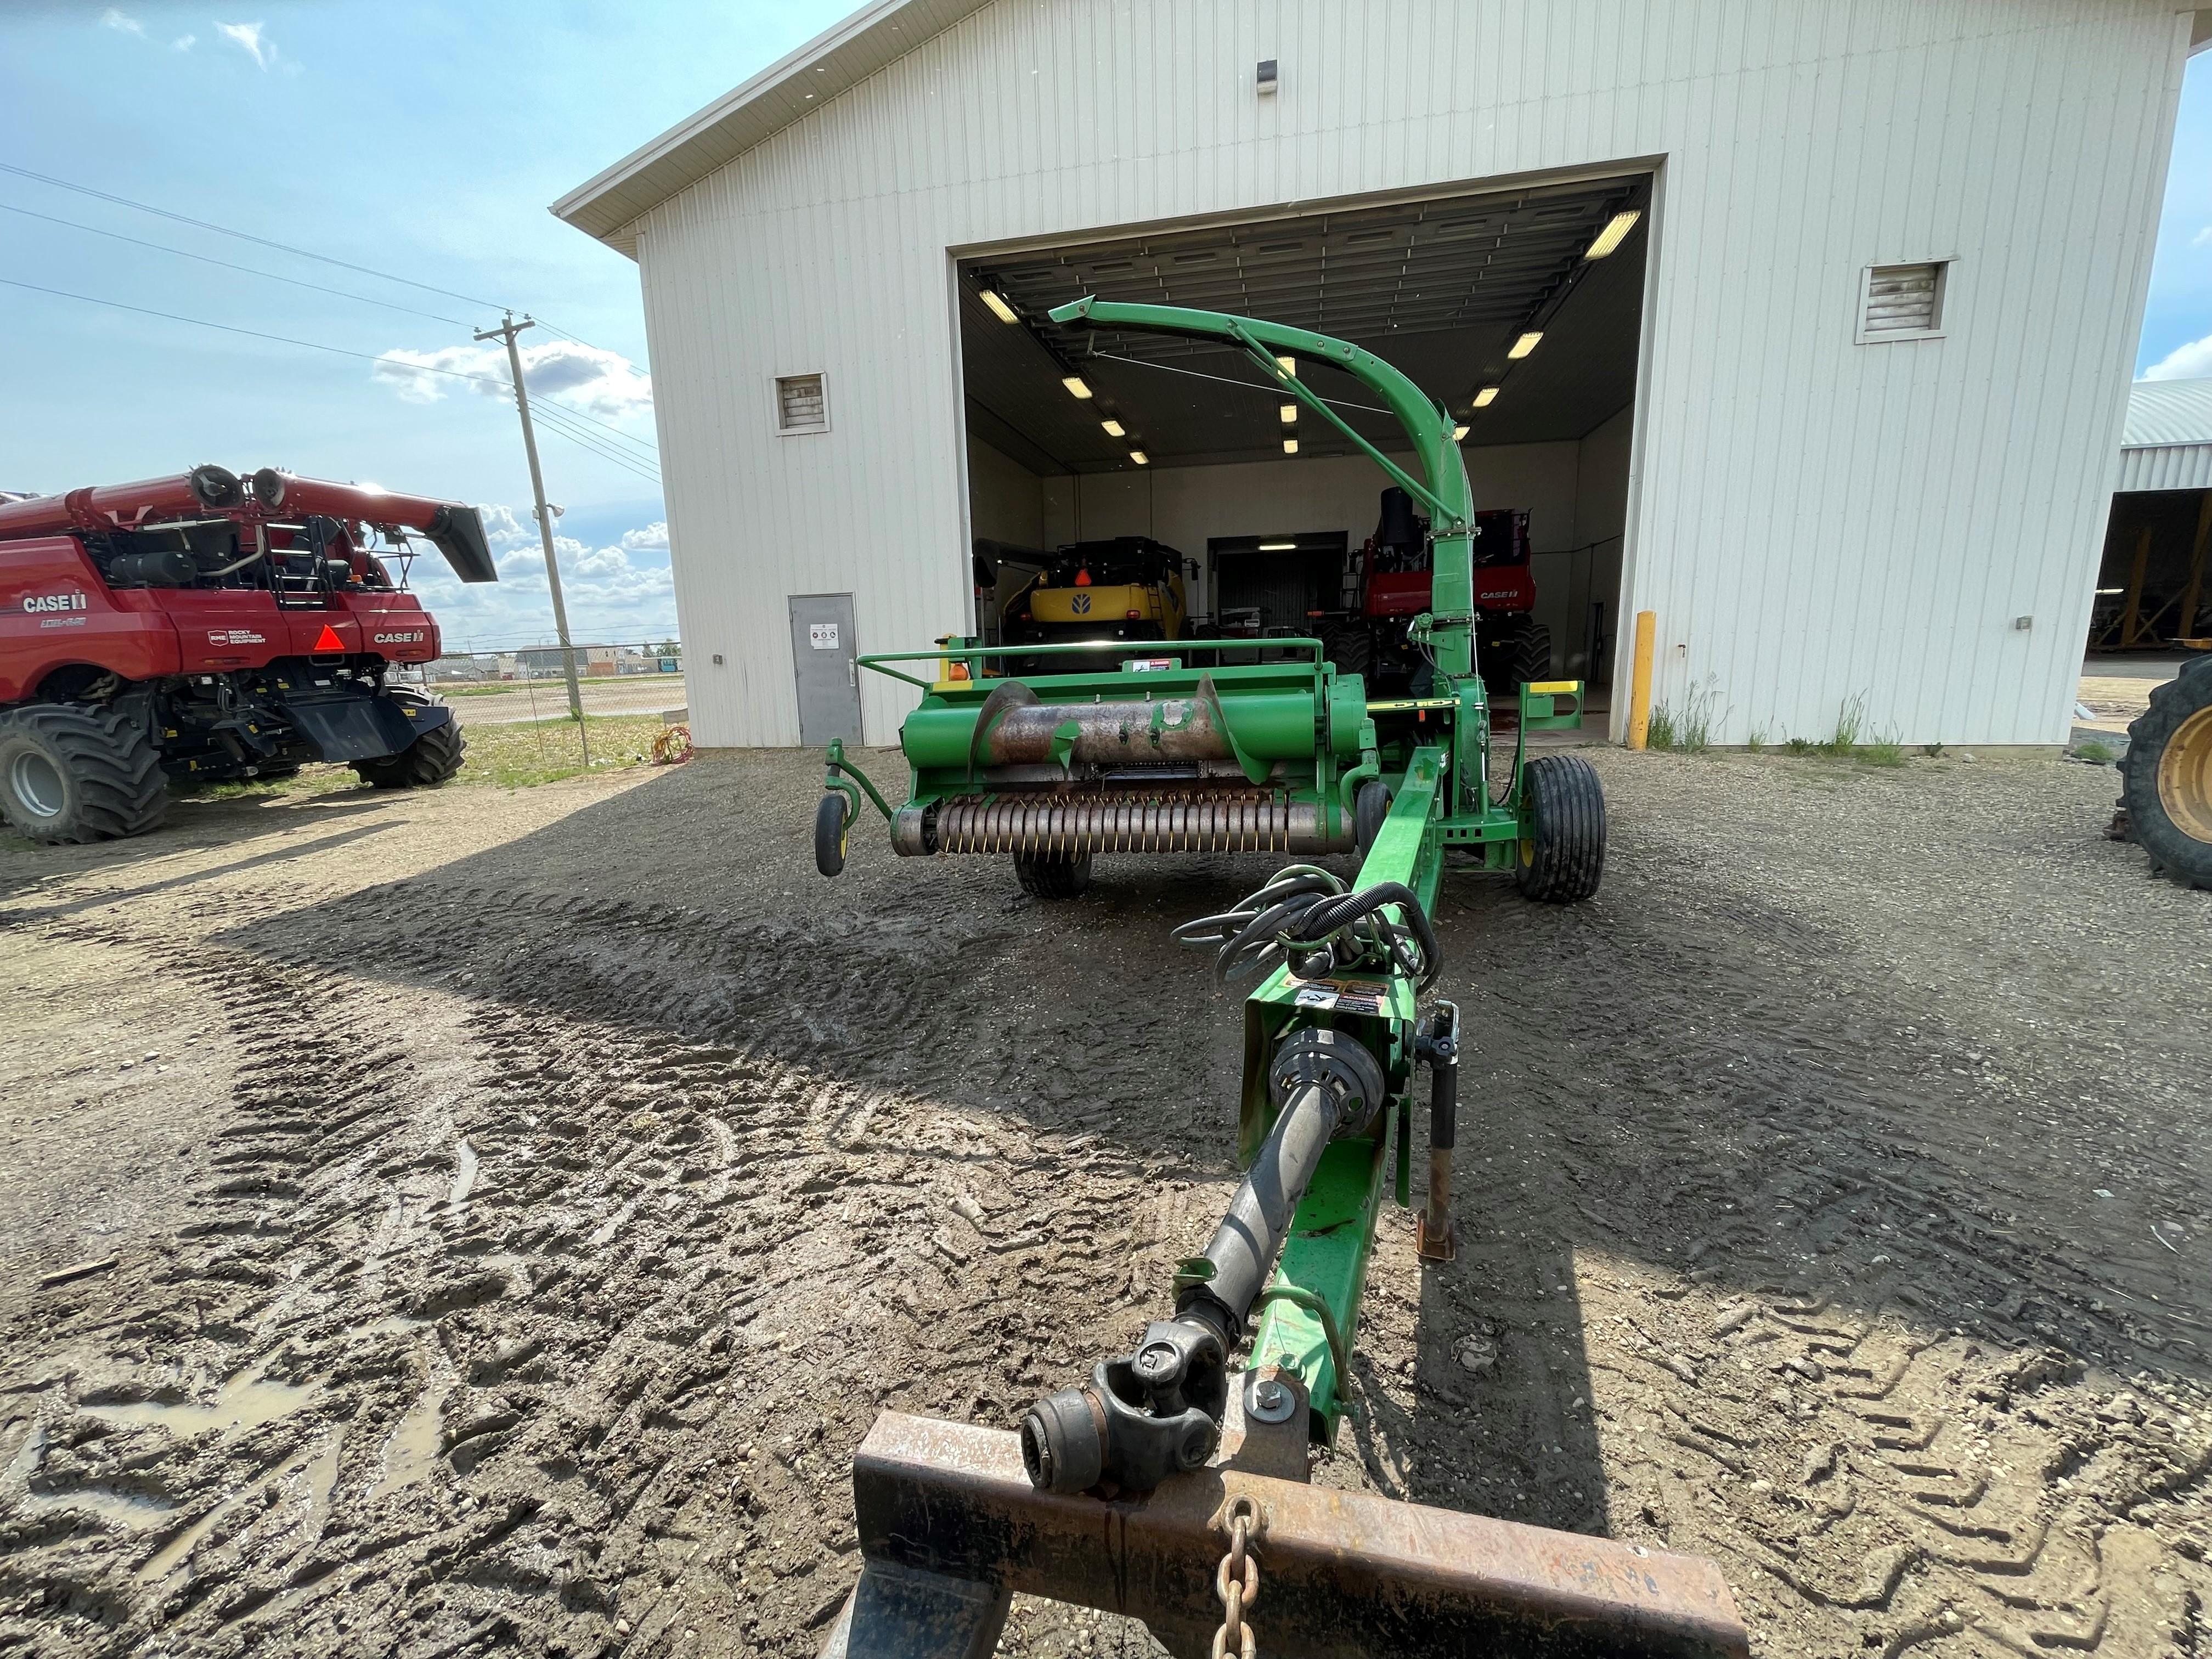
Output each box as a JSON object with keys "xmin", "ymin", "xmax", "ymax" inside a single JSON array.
[{"xmin": 2, "ymin": 8, "xmax": 2208, "ymax": 651}]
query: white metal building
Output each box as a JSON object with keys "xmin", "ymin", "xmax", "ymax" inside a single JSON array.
[{"xmin": 556, "ymin": 0, "xmax": 2209, "ymax": 749}]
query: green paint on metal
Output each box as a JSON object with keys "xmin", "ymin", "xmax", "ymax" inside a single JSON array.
[{"xmin": 1249, "ymin": 1133, "xmax": 1392, "ymax": 1432}]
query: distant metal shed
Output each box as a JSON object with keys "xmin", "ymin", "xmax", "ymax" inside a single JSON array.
[{"xmin": 2119, "ymin": 377, "xmax": 2212, "ymax": 492}]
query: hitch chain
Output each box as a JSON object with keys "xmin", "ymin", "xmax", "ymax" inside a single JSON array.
[{"xmin": 1211, "ymin": 1496, "xmax": 1263, "ymax": 1659}]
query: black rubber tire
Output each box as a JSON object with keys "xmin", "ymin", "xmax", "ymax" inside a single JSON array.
[
  {"xmin": 0, "ymin": 702, "xmax": 168, "ymax": 844},
  {"xmin": 815, "ymin": 793, "xmax": 850, "ymax": 877},
  {"xmin": 1326, "ymin": 624, "xmax": 1373, "ymax": 677},
  {"xmin": 1015, "ymin": 850, "xmax": 1093, "ymax": 899},
  {"xmin": 1515, "ymin": 753, "xmax": 1606, "ymax": 903},
  {"xmin": 1353, "ymin": 780, "xmax": 1392, "ymax": 861},
  {"xmin": 2120, "ymin": 654, "xmax": 2212, "ymax": 890},
  {"xmin": 1486, "ymin": 617, "xmax": 1553, "ymax": 689},
  {"xmin": 351, "ymin": 693, "xmax": 466, "ymax": 789}
]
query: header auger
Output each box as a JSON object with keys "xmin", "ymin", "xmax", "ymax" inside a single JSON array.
[{"xmin": 815, "ymin": 308, "xmax": 1740, "ymax": 1655}]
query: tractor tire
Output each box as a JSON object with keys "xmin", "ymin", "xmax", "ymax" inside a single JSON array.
[
  {"xmin": 1354, "ymin": 780, "xmax": 1392, "ymax": 861},
  {"xmin": 352, "ymin": 694, "xmax": 466, "ymax": 789},
  {"xmin": 0, "ymin": 702, "xmax": 168, "ymax": 844},
  {"xmin": 2120, "ymin": 654, "xmax": 2212, "ymax": 890},
  {"xmin": 1325, "ymin": 625, "xmax": 1373, "ymax": 677},
  {"xmin": 815, "ymin": 793, "xmax": 850, "ymax": 877},
  {"xmin": 1487, "ymin": 618, "xmax": 1553, "ymax": 690},
  {"xmin": 1515, "ymin": 753, "xmax": 1606, "ymax": 904},
  {"xmin": 1015, "ymin": 850, "xmax": 1093, "ymax": 900}
]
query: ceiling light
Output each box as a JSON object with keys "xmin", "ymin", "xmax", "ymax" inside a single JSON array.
[
  {"xmin": 1259, "ymin": 540, "xmax": 1297, "ymax": 551},
  {"xmin": 1584, "ymin": 210, "xmax": 1642, "ymax": 259},
  {"xmin": 1101, "ymin": 419, "xmax": 1125, "ymax": 437},
  {"xmin": 1472, "ymin": 386, "xmax": 1500, "ymax": 407},
  {"xmin": 2095, "ymin": 586, "xmax": 2124, "ymax": 595},
  {"xmin": 1452, "ymin": 424, "xmax": 1469, "ymax": 441},
  {"xmin": 1283, "ymin": 438, "xmax": 1299, "ymax": 455},
  {"xmin": 1276, "ymin": 355, "xmax": 1296, "ymax": 377},
  {"xmin": 1279, "ymin": 403, "xmax": 1297, "ymax": 424},
  {"xmin": 979, "ymin": 289, "xmax": 1019, "ymax": 324},
  {"xmin": 1062, "ymin": 375, "xmax": 1093, "ymax": 399},
  {"xmin": 1128, "ymin": 450, "xmax": 1148, "ymax": 465},
  {"xmin": 1509, "ymin": 331, "xmax": 1543, "ymax": 359}
]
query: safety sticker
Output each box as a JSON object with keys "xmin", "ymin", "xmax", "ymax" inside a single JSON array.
[
  {"xmin": 1289, "ymin": 977, "xmax": 1387, "ymax": 1015},
  {"xmin": 809, "ymin": 622, "xmax": 840, "ymax": 650}
]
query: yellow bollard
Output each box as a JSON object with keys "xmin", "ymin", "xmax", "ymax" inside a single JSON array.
[{"xmin": 1626, "ymin": 610, "xmax": 1657, "ymax": 749}]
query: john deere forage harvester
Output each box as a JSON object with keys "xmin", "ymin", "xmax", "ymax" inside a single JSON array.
[
  {"xmin": 815, "ymin": 298, "xmax": 1606, "ymax": 907},
  {"xmin": 814, "ymin": 306, "xmax": 1741, "ymax": 1658}
]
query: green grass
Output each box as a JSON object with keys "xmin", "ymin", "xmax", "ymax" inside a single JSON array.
[
  {"xmin": 2071, "ymin": 740, "xmax": 2119, "ymax": 765},
  {"xmin": 1646, "ymin": 674, "xmax": 1722, "ymax": 753},
  {"xmin": 176, "ymin": 712, "xmax": 676, "ymax": 804},
  {"xmin": 1770, "ymin": 696, "xmax": 1909, "ymax": 767}
]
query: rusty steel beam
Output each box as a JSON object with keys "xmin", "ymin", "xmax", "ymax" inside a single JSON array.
[{"xmin": 831, "ymin": 1411, "xmax": 1748, "ymax": 1659}]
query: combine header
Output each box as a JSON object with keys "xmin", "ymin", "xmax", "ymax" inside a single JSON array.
[
  {"xmin": 816, "ymin": 307, "xmax": 1745, "ymax": 1656},
  {"xmin": 0, "ymin": 465, "xmax": 492, "ymax": 843}
]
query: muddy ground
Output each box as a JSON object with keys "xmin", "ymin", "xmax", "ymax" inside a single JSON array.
[{"xmin": 1, "ymin": 745, "xmax": 2207, "ymax": 1659}]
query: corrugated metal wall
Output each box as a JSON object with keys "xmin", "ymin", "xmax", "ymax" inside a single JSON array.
[{"xmin": 634, "ymin": 0, "xmax": 2191, "ymax": 748}]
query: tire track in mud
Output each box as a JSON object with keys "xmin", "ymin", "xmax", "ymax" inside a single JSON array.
[
  {"xmin": 4, "ymin": 750, "xmax": 2210, "ymax": 1659},
  {"xmin": 0, "ymin": 890, "xmax": 1232, "ymax": 1658}
]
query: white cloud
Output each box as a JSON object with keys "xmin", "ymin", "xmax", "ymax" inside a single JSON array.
[
  {"xmin": 401, "ymin": 509, "xmax": 679, "ymax": 646},
  {"xmin": 216, "ymin": 21, "xmax": 272, "ymax": 67},
  {"xmin": 372, "ymin": 339, "xmax": 652, "ymax": 420},
  {"xmin": 101, "ymin": 9, "xmax": 146, "ymax": 36},
  {"xmin": 619, "ymin": 522, "xmax": 669, "ymax": 552},
  {"xmin": 172, "ymin": 33, "xmax": 196, "ymax": 50},
  {"xmin": 2143, "ymin": 333, "xmax": 2212, "ymax": 382},
  {"xmin": 2194, "ymin": 225, "xmax": 2212, "ymax": 249}
]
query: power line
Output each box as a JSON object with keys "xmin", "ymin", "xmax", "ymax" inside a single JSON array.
[
  {"xmin": 0, "ymin": 200, "xmax": 470, "ymax": 326},
  {"xmin": 0, "ymin": 276, "xmax": 661, "ymax": 479},
  {"xmin": 0, "ymin": 161, "xmax": 506, "ymax": 311},
  {"xmin": 0, "ymin": 161, "xmax": 631, "ymax": 371}
]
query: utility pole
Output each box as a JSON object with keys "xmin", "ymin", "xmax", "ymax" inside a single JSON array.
[{"xmin": 476, "ymin": 311, "xmax": 589, "ymax": 766}]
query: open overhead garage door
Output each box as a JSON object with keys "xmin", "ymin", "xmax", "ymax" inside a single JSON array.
[{"xmin": 955, "ymin": 173, "xmax": 1652, "ymax": 702}]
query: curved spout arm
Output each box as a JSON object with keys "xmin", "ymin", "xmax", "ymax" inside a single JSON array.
[{"xmin": 1046, "ymin": 297, "xmax": 1470, "ymax": 535}]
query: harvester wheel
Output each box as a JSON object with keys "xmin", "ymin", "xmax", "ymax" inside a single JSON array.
[
  {"xmin": 0, "ymin": 702, "xmax": 168, "ymax": 844},
  {"xmin": 2120, "ymin": 654, "xmax": 2212, "ymax": 890},
  {"xmin": 1015, "ymin": 850, "xmax": 1093, "ymax": 900},
  {"xmin": 1515, "ymin": 753, "xmax": 1605, "ymax": 903},
  {"xmin": 1322, "ymin": 624, "xmax": 1372, "ymax": 677},
  {"xmin": 1354, "ymin": 780, "xmax": 1392, "ymax": 860},
  {"xmin": 1488, "ymin": 618, "xmax": 1553, "ymax": 689},
  {"xmin": 351, "ymin": 693, "xmax": 465, "ymax": 789},
  {"xmin": 815, "ymin": 792, "xmax": 850, "ymax": 877}
]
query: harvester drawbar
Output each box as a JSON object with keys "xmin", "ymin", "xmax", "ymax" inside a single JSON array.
[{"xmin": 817, "ymin": 305, "xmax": 1745, "ymax": 1657}]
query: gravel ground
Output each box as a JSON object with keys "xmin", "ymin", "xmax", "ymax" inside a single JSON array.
[{"xmin": 0, "ymin": 743, "xmax": 2207, "ymax": 1659}]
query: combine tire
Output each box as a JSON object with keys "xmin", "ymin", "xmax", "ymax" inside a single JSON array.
[
  {"xmin": 2120, "ymin": 654, "xmax": 2212, "ymax": 890},
  {"xmin": 1354, "ymin": 780, "xmax": 1392, "ymax": 860},
  {"xmin": 0, "ymin": 703, "xmax": 168, "ymax": 844},
  {"xmin": 1515, "ymin": 753, "xmax": 1605, "ymax": 903},
  {"xmin": 1015, "ymin": 850, "xmax": 1093, "ymax": 900},
  {"xmin": 1323, "ymin": 624, "xmax": 1373, "ymax": 677},
  {"xmin": 1487, "ymin": 618, "xmax": 1553, "ymax": 689},
  {"xmin": 352, "ymin": 694, "xmax": 465, "ymax": 789},
  {"xmin": 815, "ymin": 793, "xmax": 850, "ymax": 877}
]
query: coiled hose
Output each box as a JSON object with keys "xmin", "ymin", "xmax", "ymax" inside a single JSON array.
[{"xmin": 1171, "ymin": 863, "xmax": 1442, "ymax": 990}]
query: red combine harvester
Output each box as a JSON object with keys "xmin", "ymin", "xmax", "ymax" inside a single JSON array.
[
  {"xmin": 1314, "ymin": 487, "xmax": 1551, "ymax": 695},
  {"xmin": 0, "ymin": 464, "xmax": 494, "ymax": 844}
]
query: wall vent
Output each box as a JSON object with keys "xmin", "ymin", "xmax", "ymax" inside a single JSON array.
[
  {"xmin": 1858, "ymin": 262, "xmax": 1947, "ymax": 342},
  {"xmin": 776, "ymin": 373, "xmax": 827, "ymax": 433}
]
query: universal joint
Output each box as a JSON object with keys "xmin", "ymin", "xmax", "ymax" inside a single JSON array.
[{"xmin": 1019, "ymin": 1318, "xmax": 1227, "ymax": 1496}]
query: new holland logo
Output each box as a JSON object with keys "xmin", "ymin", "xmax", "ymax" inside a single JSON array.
[
  {"xmin": 1070, "ymin": 591, "xmax": 1092, "ymax": 615},
  {"xmin": 22, "ymin": 592, "xmax": 88, "ymax": 613}
]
